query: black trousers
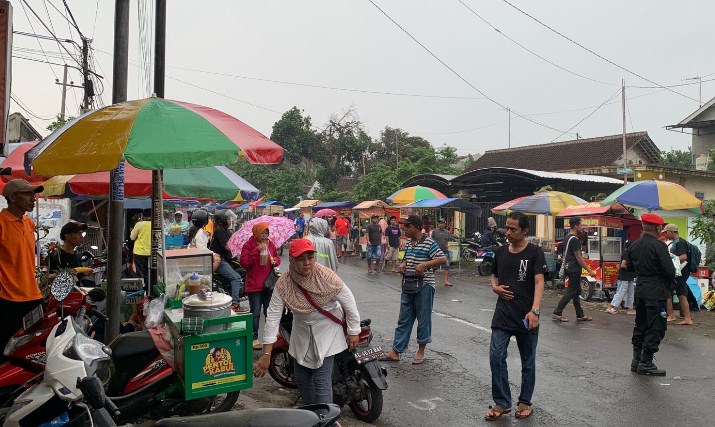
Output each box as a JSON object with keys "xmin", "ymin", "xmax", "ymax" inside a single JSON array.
[
  {"xmin": 134, "ymin": 254, "xmax": 149, "ymax": 284},
  {"xmin": 631, "ymin": 298, "xmax": 667, "ymax": 356},
  {"xmin": 0, "ymin": 297, "xmax": 43, "ymax": 359},
  {"xmin": 554, "ymin": 270, "xmax": 584, "ymax": 318}
]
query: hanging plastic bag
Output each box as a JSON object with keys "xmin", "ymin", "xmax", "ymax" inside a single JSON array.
[{"xmin": 144, "ymin": 293, "xmax": 167, "ymax": 329}]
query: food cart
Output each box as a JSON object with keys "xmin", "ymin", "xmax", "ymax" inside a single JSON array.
[{"xmin": 557, "ymin": 202, "xmax": 640, "ymax": 301}]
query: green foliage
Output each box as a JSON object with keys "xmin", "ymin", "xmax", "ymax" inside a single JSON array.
[
  {"xmin": 46, "ymin": 115, "xmax": 73, "ymax": 132},
  {"xmin": 270, "ymin": 107, "xmax": 321, "ymax": 166},
  {"xmin": 228, "ymin": 157, "xmax": 311, "ymax": 206},
  {"xmin": 690, "ymin": 200, "xmax": 715, "ymax": 264},
  {"xmin": 661, "ymin": 149, "xmax": 691, "ymax": 169}
]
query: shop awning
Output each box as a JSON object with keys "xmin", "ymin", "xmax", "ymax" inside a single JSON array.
[
  {"xmin": 557, "ymin": 202, "xmax": 633, "ymax": 218},
  {"xmin": 354, "ymin": 200, "xmax": 391, "ymax": 210},
  {"xmin": 313, "ymin": 201, "xmax": 356, "ymax": 210},
  {"xmin": 406, "ymin": 198, "xmax": 482, "ymax": 215},
  {"xmin": 294, "ymin": 199, "xmax": 322, "ymax": 208},
  {"xmin": 258, "ymin": 200, "xmax": 287, "ymax": 207}
]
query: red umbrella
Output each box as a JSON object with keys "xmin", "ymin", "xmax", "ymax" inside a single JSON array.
[
  {"xmin": 0, "ymin": 141, "xmax": 44, "ymax": 183},
  {"xmin": 314, "ymin": 208, "xmax": 337, "ymax": 218}
]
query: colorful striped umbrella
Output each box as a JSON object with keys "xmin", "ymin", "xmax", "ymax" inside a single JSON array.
[
  {"xmin": 601, "ymin": 180, "xmax": 703, "ymax": 212},
  {"xmin": 492, "ymin": 191, "xmax": 587, "ymax": 215},
  {"xmin": 25, "ymin": 97, "xmax": 284, "ymax": 175},
  {"xmin": 40, "ymin": 164, "xmax": 259, "ymax": 201},
  {"xmin": 386, "ymin": 186, "xmax": 448, "ymax": 204},
  {"xmin": 227, "ymin": 215, "xmax": 295, "ymax": 257}
]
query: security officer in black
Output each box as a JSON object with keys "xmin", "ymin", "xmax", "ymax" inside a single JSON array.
[{"xmin": 626, "ymin": 213, "xmax": 676, "ymax": 376}]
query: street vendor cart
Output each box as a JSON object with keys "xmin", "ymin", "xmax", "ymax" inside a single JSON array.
[{"xmin": 557, "ymin": 202, "xmax": 640, "ymax": 301}]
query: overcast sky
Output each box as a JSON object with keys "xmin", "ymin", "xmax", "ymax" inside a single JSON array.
[{"xmin": 9, "ymin": 0, "xmax": 715, "ymax": 157}]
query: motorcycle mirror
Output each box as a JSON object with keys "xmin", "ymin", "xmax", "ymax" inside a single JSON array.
[
  {"xmin": 87, "ymin": 287, "xmax": 106, "ymax": 303},
  {"xmin": 79, "ymin": 251, "xmax": 94, "ymax": 263},
  {"xmin": 90, "ymin": 245, "xmax": 99, "ymax": 250},
  {"xmin": 51, "ymin": 271, "xmax": 75, "ymax": 302}
]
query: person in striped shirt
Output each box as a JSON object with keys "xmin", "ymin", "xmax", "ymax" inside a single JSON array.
[{"xmin": 380, "ymin": 215, "xmax": 445, "ymax": 365}]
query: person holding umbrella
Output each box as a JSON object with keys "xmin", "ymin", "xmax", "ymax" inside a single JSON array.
[{"xmin": 240, "ymin": 222, "xmax": 281, "ymax": 350}]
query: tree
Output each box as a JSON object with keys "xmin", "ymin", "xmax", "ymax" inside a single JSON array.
[
  {"xmin": 661, "ymin": 149, "xmax": 691, "ymax": 169},
  {"xmin": 228, "ymin": 157, "xmax": 311, "ymax": 207},
  {"xmin": 46, "ymin": 115, "xmax": 73, "ymax": 132},
  {"xmin": 690, "ymin": 199, "xmax": 715, "ymax": 265},
  {"xmin": 270, "ymin": 107, "xmax": 321, "ymax": 168}
]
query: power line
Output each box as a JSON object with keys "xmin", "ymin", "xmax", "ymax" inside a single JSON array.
[
  {"xmin": 413, "ymin": 119, "xmax": 507, "ymax": 135},
  {"xmin": 19, "ymin": 0, "xmax": 81, "ymax": 66},
  {"xmin": 10, "ymin": 93, "xmax": 56, "ymax": 121},
  {"xmin": 366, "ymin": 0, "xmax": 575, "ymax": 137},
  {"xmin": 18, "ymin": 1, "xmax": 59, "ymax": 80},
  {"xmin": 61, "ymin": 0, "xmax": 84, "ymax": 39},
  {"xmin": 457, "ymin": 0, "xmax": 617, "ymax": 86},
  {"xmin": 551, "ymin": 88, "xmax": 622, "ymax": 142},
  {"xmin": 166, "ymin": 75, "xmax": 282, "ymax": 114},
  {"xmin": 498, "ymin": 0, "xmax": 700, "ymax": 103}
]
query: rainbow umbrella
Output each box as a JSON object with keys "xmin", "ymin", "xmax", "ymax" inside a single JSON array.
[
  {"xmin": 601, "ymin": 180, "xmax": 703, "ymax": 212},
  {"xmin": 386, "ymin": 186, "xmax": 448, "ymax": 204},
  {"xmin": 227, "ymin": 215, "xmax": 295, "ymax": 257},
  {"xmin": 25, "ymin": 97, "xmax": 284, "ymax": 175},
  {"xmin": 492, "ymin": 191, "xmax": 587, "ymax": 215}
]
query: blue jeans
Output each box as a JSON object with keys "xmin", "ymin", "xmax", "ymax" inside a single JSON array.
[
  {"xmin": 490, "ymin": 328, "xmax": 538, "ymax": 408},
  {"xmin": 611, "ymin": 280, "xmax": 635, "ymax": 309},
  {"xmin": 248, "ymin": 289, "xmax": 272, "ymax": 340},
  {"xmin": 215, "ymin": 259, "xmax": 243, "ymax": 305},
  {"xmin": 294, "ymin": 355, "xmax": 334, "ymax": 405},
  {"xmin": 391, "ymin": 285, "xmax": 435, "ymax": 353},
  {"xmin": 366, "ymin": 245, "xmax": 381, "ymax": 261}
]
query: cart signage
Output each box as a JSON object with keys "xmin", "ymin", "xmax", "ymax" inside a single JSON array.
[
  {"xmin": 190, "ymin": 344, "xmax": 246, "ymax": 390},
  {"xmin": 580, "ymin": 216, "xmax": 623, "ymax": 229}
]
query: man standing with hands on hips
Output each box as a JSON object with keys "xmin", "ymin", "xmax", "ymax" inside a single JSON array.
[{"xmin": 485, "ymin": 212, "xmax": 546, "ymax": 421}]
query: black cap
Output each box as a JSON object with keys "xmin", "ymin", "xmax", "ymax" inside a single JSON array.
[
  {"xmin": 399, "ymin": 214, "xmax": 423, "ymax": 229},
  {"xmin": 371, "ymin": 214, "xmax": 379, "ymax": 219},
  {"xmin": 60, "ymin": 221, "xmax": 87, "ymax": 240}
]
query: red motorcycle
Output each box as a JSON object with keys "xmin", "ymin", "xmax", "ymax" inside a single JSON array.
[{"xmin": 268, "ymin": 309, "xmax": 388, "ymax": 423}]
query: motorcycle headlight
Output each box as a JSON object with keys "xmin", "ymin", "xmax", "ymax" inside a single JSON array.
[{"xmin": 63, "ymin": 333, "xmax": 111, "ymax": 377}]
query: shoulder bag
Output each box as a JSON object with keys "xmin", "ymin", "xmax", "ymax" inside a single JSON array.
[
  {"xmin": 558, "ymin": 236, "xmax": 575, "ymax": 280},
  {"xmin": 264, "ymin": 266, "xmax": 279, "ymax": 292},
  {"xmin": 401, "ymin": 235, "xmax": 427, "ymax": 294}
]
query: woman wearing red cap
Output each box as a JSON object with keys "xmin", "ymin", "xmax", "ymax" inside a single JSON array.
[
  {"xmin": 240, "ymin": 222, "xmax": 281, "ymax": 350},
  {"xmin": 253, "ymin": 238, "xmax": 361, "ymax": 406}
]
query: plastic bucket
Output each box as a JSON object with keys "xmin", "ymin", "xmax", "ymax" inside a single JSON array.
[{"xmin": 182, "ymin": 293, "xmax": 232, "ymax": 333}]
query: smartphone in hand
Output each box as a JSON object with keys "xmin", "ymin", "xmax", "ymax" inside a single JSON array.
[{"xmin": 522, "ymin": 318, "xmax": 529, "ymax": 329}]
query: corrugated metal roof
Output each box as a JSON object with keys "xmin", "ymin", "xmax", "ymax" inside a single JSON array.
[
  {"xmin": 313, "ymin": 201, "xmax": 356, "ymax": 209},
  {"xmin": 512, "ymin": 168, "xmax": 623, "ymax": 184}
]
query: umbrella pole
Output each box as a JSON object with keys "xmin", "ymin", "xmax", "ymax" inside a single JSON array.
[{"xmin": 150, "ymin": 170, "xmax": 165, "ymax": 292}]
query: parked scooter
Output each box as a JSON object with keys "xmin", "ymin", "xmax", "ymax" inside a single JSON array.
[
  {"xmin": 475, "ymin": 246, "xmax": 497, "ymax": 276},
  {"xmin": 459, "ymin": 232, "xmax": 481, "ymax": 262},
  {"xmin": 268, "ymin": 309, "xmax": 388, "ymax": 423}
]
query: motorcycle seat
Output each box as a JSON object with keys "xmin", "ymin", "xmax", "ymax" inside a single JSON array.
[
  {"xmin": 154, "ymin": 405, "xmax": 339, "ymax": 427},
  {"xmin": 109, "ymin": 330, "xmax": 159, "ymax": 371}
]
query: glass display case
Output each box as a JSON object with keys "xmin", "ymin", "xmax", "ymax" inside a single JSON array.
[
  {"xmin": 586, "ymin": 236, "xmax": 622, "ymax": 262},
  {"xmin": 159, "ymin": 247, "xmax": 214, "ymax": 285}
]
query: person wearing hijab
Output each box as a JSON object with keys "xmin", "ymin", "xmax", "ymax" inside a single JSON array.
[
  {"xmin": 253, "ymin": 239, "xmax": 360, "ymax": 406},
  {"xmin": 306, "ymin": 217, "xmax": 339, "ymax": 272},
  {"xmin": 240, "ymin": 222, "xmax": 281, "ymax": 350}
]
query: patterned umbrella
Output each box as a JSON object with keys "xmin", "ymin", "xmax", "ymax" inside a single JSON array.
[
  {"xmin": 492, "ymin": 191, "xmax": 587, "ymax": 215},
  {"xmin": 314, "ymin": 208, "xmax": 337, "ymax": 218},
  {"xmin": 386, "ymin": 186, "xmax": 448, "ymax": 204},
  {"xmin": 228, "ymin": 215, "xmax": 295, "ymax": 257},
  {"xmin": 25, "ymin": 97, "xmax": 284, "ymax": 175},
  {"xmin": 601, "ymin": 180, "xmax": 703, "ymax": 212}
]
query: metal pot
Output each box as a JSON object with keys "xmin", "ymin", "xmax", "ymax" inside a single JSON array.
[{"xmin": 182, "ymin": 293, "xmax": 232, "ymax": 332}]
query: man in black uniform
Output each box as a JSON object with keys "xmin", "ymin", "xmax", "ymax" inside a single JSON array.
[{"xmin": 627, "ymin": 213, "xmax": 675, "ymax": 376}]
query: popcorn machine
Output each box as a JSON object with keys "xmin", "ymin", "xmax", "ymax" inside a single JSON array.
[{"xmin": 572, "ymin": 215, "xmax": 624, "ymax": 300}]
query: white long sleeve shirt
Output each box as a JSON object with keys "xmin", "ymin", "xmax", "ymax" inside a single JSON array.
[{"xmin": 261, "ymin": 286, "xmax": 361, "ymax": 369}]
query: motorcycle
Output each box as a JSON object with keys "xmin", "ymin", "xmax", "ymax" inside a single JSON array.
[
  {"xmin": 475, "ymin": 246, "xmax": 497, "ymax": 276},
  {"xmin": 459, "ymin": 232, "xmax": 481, "ymax": 262},
  {"xmin": 268, "ymin": 309, "xmax": 388, "ymax": 423},
  {"xmin": 212, "ymin": 258, "xmax": 247, "ymax": 298}
]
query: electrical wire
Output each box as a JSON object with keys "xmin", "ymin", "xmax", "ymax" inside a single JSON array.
[
  {"xmin": 550, "ymin": 88, "xmax": 622, "ymax": 142},
  {"xmin": 166, "ymin": 75, "xmax": 282, "ymax": 114},
  {"xmin": 18, "ymin": 1, "xmax": 59, "ymax": 80},
  {"xmin": 91, "ymin": 0, "xmax": 99, "ymax": 39},
  {"xmin": 10, "ymin": 93, "xmax": 56, "ymax": 121},
  {"xmin": 413, "ymin": 119, "xmax": 508, "ymax": 135},
  {"xmin": 457, "ymin": 0, "xmax": 617, "ymax": 86},
  {"xmin": 366, "ymin": 0, "xmax": 575, "ymax": 136},
  {"xmin": 498, "ymin": 0, "xmax": 700, "ymax": 103},
  {"xmin": 20, "ymin": 0, "xmax": 81, "ymax": 66}
]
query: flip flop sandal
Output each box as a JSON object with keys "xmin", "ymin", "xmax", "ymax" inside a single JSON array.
[
  {"xmin": 514, "ymin": 403, "xmax": 533, "ymax": 419},
  {"xmin": 444, "ymin": 282, "xmax": 453, "ymax": 287},
  {"xmin": 551, "ymin": 314, "xmax": 569, "ymax": 322},
  {"xmin": 576, "ymin": 316, "xmax": 593, "ymax": 322},
  {"xmin": 378, "ymin": 355, "xmax": 400, "ymax": 362},
  {"xmin": 484, "ymin": 405, "xmax": 511, "ymax": 421},
  {"xmin": 412, "ymin": 356, "xmax": 427, "ymax": 365}
]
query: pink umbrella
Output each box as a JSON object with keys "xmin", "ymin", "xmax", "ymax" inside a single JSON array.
[
  {"xmin": 314, "ymin": 208, "xmax": 337, "ymax": 218},
  {"xmin": 228, "ymin": 215, "xmax": 295, "ymax": 257}
]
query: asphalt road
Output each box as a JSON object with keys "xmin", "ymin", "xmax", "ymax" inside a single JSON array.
[{"xmin": 240, "ymin": 255, "xmax": 715, "ymax": 426}]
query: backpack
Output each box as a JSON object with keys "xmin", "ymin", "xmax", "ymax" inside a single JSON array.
[{"xmin": 675, "ymin": 238, "xmax": 701, "ymax": 273}]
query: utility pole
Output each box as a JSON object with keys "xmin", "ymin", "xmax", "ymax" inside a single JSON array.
[
  {"xmin": 395, "ymin": 129, "xmax": 399, "ymax": 170},
  {"xmin": 55, "ymin": 64, "xmax": 82, "ymax": 121},
  {"xmin": 622, "ymin": 79, "xmax": 627, "ymax": 184},
  {"xmin": 683, "ymin": 76, "xmax": 702, "ymax": 106},
  {"xmin": 507, "ymin": 107, "xmax": 511, "ymax": 149},
  {"xmin": 105, "ymin": 0, "xmax": 130, "ymax": 343},
  {"xmin": 81, "ymin": 38, "xmax": 92, "ymax": 112}
]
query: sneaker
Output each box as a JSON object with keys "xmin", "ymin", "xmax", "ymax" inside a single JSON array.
[{"xmin": 606, "ymin": 306, "xmax": 619, "ymax": 315}]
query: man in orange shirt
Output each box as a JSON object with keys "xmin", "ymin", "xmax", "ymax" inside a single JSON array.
[{"xmin": 0, "ymin": 179, "xmax": 45, "ymax": 354}]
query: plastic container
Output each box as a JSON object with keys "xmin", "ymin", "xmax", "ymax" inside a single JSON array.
[
  {"xmin": 260, "ymin": 246, "xmax": 269, "ymax": 266},
  {"xmin": 188, "ymin": 272, "xmax": 201, "ymax": 295}
]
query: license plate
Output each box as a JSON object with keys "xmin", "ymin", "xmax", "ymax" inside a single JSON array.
[
  {"xmin": 355, "ymin": 346, "xmax": 383, "ymax": 364},
  {"xmin": 22, "ymin": 305, "xmax": 44, "ymax": 331},
  {"xmin": 475, "ymin": 258, "xmax": 483, "ymax": 262}
]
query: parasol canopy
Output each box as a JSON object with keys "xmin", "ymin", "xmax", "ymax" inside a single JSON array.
[
  {"xmin": 314, "ymin": 208, "xmax": 337, "ymax": 218},
  {"xmin": 227, "ymin": 215, "xmax": 295, "ymax": 257},
  {"xmin": 25, "ymin": 97, "xmax": 284, "ymax": 175},
  {"xmin": 0, "ymin": 142, "xmax": 44, "ymax": 183},
  {"xmin": 40, "ymin": 164, "xmax": 259, "ymax": 201},
  {"xmin": 492, "ymin": 191, "xmax": 587, "ymax": 215},
  {"xmin": 386, "ymin": 186, "xmax": 448, "ymax": 205},
  {"xmin": 600, "ymin": 180, "xmax": 703, "ymax": 212}
]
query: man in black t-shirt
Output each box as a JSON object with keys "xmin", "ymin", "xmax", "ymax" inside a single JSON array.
[
  {"xmin": 365, "ymin": 215, "xmax": 383, "ymax": 274},
  {"xmin": 485, "ymin": 212, "xmax": 546, "ymax": 421},
  {"xmin": 663, "ymin": 224, "xmax": 693, "ymax": 325},
  {"xmin": 48, "ymin": 221, "xmax": 91, "ymax": 282},
  {"xmin": 552, "ymin": 217, "xmax": 596, "ymax": 322}
]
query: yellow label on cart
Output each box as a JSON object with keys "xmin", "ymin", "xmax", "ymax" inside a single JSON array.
[
  {"xmin": 191, "ymin": 374, "xmax": 247, "ymax": 389},
  {"xmin": 191, "ymin": 343, "xmax": 209, "ymax": 351}
]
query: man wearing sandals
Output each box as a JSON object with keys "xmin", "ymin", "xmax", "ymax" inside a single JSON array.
[
  {"xmin": 552, "ymin": 217, "xmax": 596, "ymax": 322},
  {"xmin": 486, "ymin": 212, "xmax": 546, "ymax": 421}
]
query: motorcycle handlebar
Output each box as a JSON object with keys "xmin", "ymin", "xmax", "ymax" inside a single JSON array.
[
  {"xmin": 105, "ymin": 397, "xmax": 121, "ymax": 418},
  {"xmin": 88, "ymin": 308, "xmax": 109, "ymax": 321}
]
